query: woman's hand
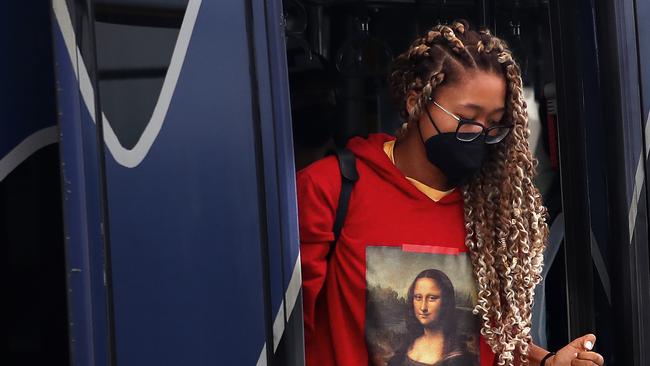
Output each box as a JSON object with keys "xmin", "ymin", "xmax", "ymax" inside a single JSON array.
[{"xmin": 547, "ymin": 334, "xmax": 604, "ymax": 366}]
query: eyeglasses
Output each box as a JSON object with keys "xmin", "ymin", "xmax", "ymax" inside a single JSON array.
[{"xmin": 426, "ymin": 97, "xmax": 513, "ymax": 144}]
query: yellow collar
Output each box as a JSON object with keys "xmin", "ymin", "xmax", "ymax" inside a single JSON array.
[{"xmin": 383, "ymin": 140, "xmax": 454, "ymax": 202}]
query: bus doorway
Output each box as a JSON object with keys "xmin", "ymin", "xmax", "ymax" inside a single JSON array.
[{"xmin": 282, "ymin": 0, "xmax": 634, "ymax": 364}]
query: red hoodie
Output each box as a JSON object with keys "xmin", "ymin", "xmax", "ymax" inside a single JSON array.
[{"xmin": 298, "ymin": 133, "xmax": 496, "ymax": 366}]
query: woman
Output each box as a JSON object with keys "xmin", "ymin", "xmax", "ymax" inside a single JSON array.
[
  {"xmin": 297, "ymin": 20, "xmax": 604, "ymax": 366},
  {"xmin": 388, "ymin": 269, "xmax": 478, "ymax": 366}
]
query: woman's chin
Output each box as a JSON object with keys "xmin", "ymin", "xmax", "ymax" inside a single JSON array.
[{"xmin": 419, "ymin": 321, "xmax": 442, "ymax": 330}]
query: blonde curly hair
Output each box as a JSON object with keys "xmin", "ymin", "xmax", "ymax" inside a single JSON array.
[{"xmin": 388, "ymin": 20, "xmax": 549, "ymax": 366}]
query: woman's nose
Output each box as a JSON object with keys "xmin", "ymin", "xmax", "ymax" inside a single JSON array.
[{"xmin": 420, "ymin": 303, "xmax": 428, "ymax": 312}]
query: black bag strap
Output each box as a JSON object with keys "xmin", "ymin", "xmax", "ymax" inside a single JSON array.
[{"xmin": 328, "ymin": 147, "xmax": 358, "ymax": 260}]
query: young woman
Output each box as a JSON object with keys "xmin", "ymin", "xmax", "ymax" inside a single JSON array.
[{"xmin": 297, "ymin": 20, "xmax": 605, "ymax": 366}]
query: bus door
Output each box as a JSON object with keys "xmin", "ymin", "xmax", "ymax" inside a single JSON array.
[{"xmin": 51, "ymin": 0, "xmax": 303, "ymax": 364}]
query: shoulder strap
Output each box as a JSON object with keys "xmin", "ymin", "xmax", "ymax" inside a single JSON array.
[{"xmin": 328, "ymin": 147, "xmax": 359, "ymax": 260}]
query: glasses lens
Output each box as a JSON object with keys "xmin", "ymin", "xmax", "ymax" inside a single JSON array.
[
  {"xmin": 456, "ymin": 121, "xmax": 483, "ymax": 142},
  {"xmin": 485, "ymin": 126, "xmax": 512, "ymax": 144}
]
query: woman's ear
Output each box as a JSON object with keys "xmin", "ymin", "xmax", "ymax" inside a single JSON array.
[{"xmin": 405, "ymin": 91, "xmax": 419, "ymax": 115}]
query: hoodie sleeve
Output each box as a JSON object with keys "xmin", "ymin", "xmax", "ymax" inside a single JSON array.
[{"xmin": 296, "ymin": 162, "xmax": 339, "ymax": 335}]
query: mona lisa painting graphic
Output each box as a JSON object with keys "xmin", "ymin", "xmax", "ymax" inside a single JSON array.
[{"xmin": 366, "ymin": 245, "xmax": 480, "ymax": 366}]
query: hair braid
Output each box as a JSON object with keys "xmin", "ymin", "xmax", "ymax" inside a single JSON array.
[{"xmin": 389, "ymin": 20, "xmax": 549, "ymax": 365}]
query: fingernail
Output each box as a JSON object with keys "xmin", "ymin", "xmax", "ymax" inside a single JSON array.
[
  {"xmin": 573, "ymin": 353, "xmax": 578, "ymax": 358},
  {"xmin": 584, "ymin": 340, "xmax": 593, "ymax": 350}
]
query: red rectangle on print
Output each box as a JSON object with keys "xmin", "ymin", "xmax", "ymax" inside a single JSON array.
[{"xmin": 401, "ymin": 244, "xmax": 460, "ymax": 255}]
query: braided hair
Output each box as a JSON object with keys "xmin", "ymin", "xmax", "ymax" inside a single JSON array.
[{"xmin": 388, "ymin": 20, "xmax": 548, "ymax": 366}]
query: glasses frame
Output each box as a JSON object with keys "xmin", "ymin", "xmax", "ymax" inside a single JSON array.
[{"xmin": 427, "ymin": 97, "xmax": 514, "ymax": 145}]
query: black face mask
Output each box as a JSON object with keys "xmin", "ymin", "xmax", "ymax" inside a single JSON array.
[{"xmin": 421, "ymin": 109, "xmax": 488, "ymax": 188}]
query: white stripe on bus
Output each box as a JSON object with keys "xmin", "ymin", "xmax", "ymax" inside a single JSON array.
[
  {"xmin": 52, "ymin": 0, "xmax": 202, "ymax": 168},
  {"xmin": 0, "ymin": 126, "xmax": 58, "ymax": 182}
]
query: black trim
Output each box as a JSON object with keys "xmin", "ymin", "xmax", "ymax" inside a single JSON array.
[
  {"xmin": 548, "ymin": 0, "xmax": 596, "ymax": 338},
  {"xmin": 259, "ymin": 0, "xmax": 307, "ymax": 362},
  {"xmin": 274, "ymin": 292, "xmax": 304, "ymax": 366},
  {"xmin": 262, "ymin": 0, "xmax": 290, "ymax": 358},
  {"xmin": 632, "ymin": 0, "xmax": 650, "ymax": 357},
  {"xmin": 633, "ymin": 0, "xmax": 646, "ymax": 112},
  {"xmin": 244, "ymin": 0, "xmax": 276, "ymax": 364},
  {"xmin": 81, "ymin": 1, "xmax": 118, "ymax": 364},
  {"xmin": 594, "ymin": 0, "xmax": 650, "ymax": 363}
]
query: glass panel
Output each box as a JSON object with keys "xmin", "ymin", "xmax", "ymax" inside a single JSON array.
[{"xmin": 93, "ymin": 0, "xmax": 188, "ymax": 149}]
